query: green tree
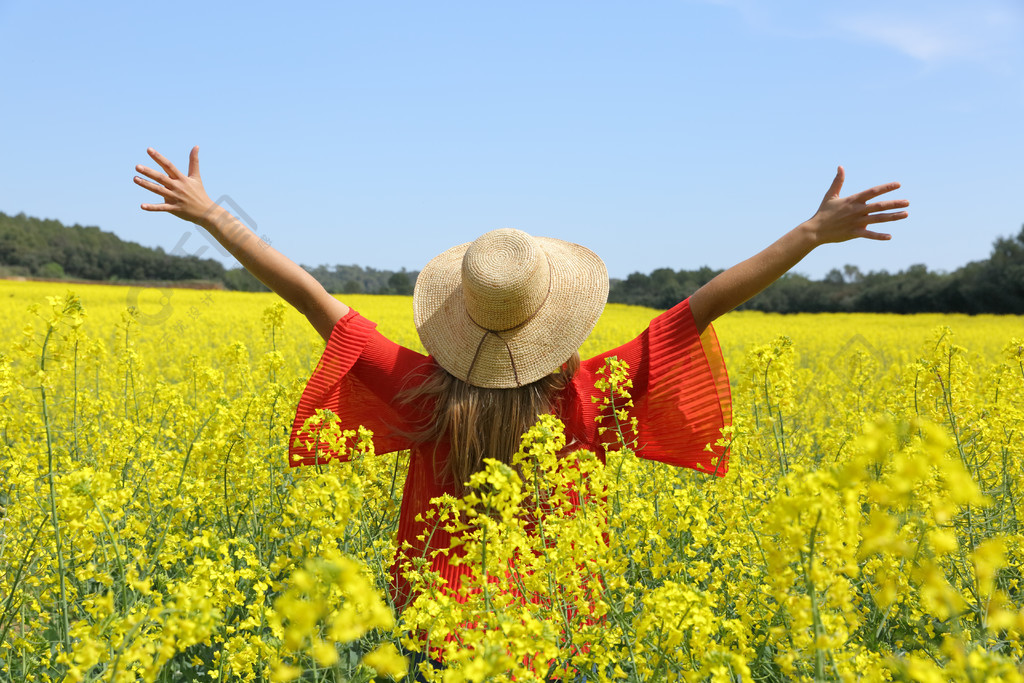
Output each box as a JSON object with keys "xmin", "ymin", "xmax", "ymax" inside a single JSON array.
[{"xmin": 388, "ymin": 271, "xmax": 413, "ymax": 296}]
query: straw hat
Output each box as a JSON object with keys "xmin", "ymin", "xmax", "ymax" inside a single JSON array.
[{"xmin": 413, "ymin": 228, "xmax": 609, "ymax": 388}]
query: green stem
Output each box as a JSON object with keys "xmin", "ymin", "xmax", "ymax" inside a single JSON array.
[
  {"xmin": 480, "ymin": 523, "xmax": 491, "ymax": 611},
  {"xmin": 72, "ymin": 339, "xmax": 80, "ymax": 461},
  {"xmin": 40, "ymin": 326, "xmax": 72, "ymax": 654},
  {"xmin": 0, "ymin": 517, "xmax": 48, "ymax": 648},
  {"xmin": 87, "ymin": 493, "xmax": 128, "ymax": 608},
  {"xmin": 804, "ymin": 510, "xmax": 825, "ymax": 681}
]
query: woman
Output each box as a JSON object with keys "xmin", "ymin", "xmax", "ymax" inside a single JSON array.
[{"xmin": 133, "ymin": 146, "xmax": 908, "ymax": 611}]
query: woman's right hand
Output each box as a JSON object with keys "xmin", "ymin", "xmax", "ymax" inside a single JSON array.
[
  {"xmin": 134, "ymin": 145, "xmax": 350, "ymax": 339},
  {"xmin": 134, "ymin": 146, "xmax": 215, "ymax": 227}
]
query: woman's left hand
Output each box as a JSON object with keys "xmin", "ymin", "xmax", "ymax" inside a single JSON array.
[
  {"xmin": 804, "ymin": 165, "xmax": 909, "ymax": 245},
  {"xmin": 689, "ymin": 165, "xmax": 909, "ymax": 332}
]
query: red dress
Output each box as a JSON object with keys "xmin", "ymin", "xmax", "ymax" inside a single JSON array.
[{"xmin": 288, "ymin": 297, "xmax": 731, "ymax": 608}]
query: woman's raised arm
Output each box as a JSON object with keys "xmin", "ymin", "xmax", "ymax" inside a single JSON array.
[
  {"xmin": 134, "ymin": 146, "xmax": 348, "ymax": 342},
  {"xmin": 688, "ymin": 166, "xmax": 909, "ymax": 333}
]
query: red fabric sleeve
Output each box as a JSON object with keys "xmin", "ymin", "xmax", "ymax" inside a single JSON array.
[
  {"xmin": 288, "ymin": 309, "xmax": 433, "ymax": 466},
  {"xmin": 575, "ymin": 298, "xmax": 732, "ymax": 475}
]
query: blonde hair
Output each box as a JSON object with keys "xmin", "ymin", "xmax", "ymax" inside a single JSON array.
[{"xmin": 399, "ymin": 353, "xmax": 580, "ymax": 495}]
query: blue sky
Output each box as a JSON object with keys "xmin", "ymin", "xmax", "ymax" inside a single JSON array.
[{"xmin": 1, "ymin": 0, "xmax": 1021, "ymax": 280}]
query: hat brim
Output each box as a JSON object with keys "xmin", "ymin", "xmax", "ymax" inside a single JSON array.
[{"xmin": 414, "ymin": 236, "xmax": 609, "ymax": 388}]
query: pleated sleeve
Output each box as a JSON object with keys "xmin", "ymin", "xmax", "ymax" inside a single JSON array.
[
  {"xmin": 288, "ymin": 309, "xmax": 433, "ymax": 467},
  {"xmin": 574, "ymin": 298, "xmax": 732, "ymax": 475}
]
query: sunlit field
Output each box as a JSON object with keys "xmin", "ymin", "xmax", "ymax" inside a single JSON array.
[{"xmin": 2, "ymin": 280, "xmax": 1023, "ymax": 682}]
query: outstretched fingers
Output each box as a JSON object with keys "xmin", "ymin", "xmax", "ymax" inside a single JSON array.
[
  {"xmin": 135, "ymin": 151, "xmax": 183, "ymax": 212},
  {"xmin": 851, "ymin": 181, "xmax": 902, "ymax": 203},
  {"xmin": 139, "ymin": 202, "xmax": 175, "ymax": 212},
  {"xmin": 133, "ymin": 175, "xmax": 165, "ymax": 195},
  {"xmin": 862, "ymin": 196, "xmax": 910, "ymax": 229},
  {"xmin": 133, "ymin": 173, "xmax": 173, "ymax": 212},
  {"xmin": 850, "ymin": 181, "xmax": 909, "ymax": 227},
  {"xmin": 134, "ymin": 163, "xmax": 169, "ymax": 185},
  {"xmin": 823, "ymin": 165, "xmax": 845, "ymax": 201},
  {"xmin": 133, "ymin": 167, "xmax": 177, "ymax": 212},
  {"xmin": 147, "ymin": 147, "xmax": 185, "ymax": 179},
  {"xmin": 187, "ymin": 145, "xmax": 201, "ymax": 179},
  {"xmin": 867, "ymin": 198, "xmax": 910, "ymax": 214},
  {"xmin": 864, "ymin": 209, "xmax": 909, "ymax": 224},
  {"xmin": 134, "ymin": 146, "xmax": 213, "ymax": 223},
  {"xmin": 859, "ymin": 227, "xmax": 893, "ymax": 241}
]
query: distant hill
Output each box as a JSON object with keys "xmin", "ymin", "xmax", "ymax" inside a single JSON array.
[
  {"xmin": 0, "ymin": 211, "xmax": 227, "ymax": 283},
  {"xmin": 0, "ymin": 211, "xmax": 418, "ymax": 295}
]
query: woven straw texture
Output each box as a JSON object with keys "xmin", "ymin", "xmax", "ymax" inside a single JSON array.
[{"xmin": 413, "ymin": 228, "xmax": 609, "ymax": 388}]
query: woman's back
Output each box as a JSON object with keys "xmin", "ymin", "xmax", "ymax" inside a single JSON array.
[{"xmin": 288, "ymin": 297, "xmax": 731, "ymax": 607}]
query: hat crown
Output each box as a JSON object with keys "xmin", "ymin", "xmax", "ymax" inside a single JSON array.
[{"xmin": 461, "ymin": 228, "xmax": 550, "ymax": 332}]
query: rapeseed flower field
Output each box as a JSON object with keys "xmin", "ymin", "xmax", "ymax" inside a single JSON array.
[{"xmin": 1, "ymin": 280, "xmax": 1023, "ymax": 682}]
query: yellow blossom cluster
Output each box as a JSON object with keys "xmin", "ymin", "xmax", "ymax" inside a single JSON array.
[{"xmin": 1, "ymin": 280, "xmax": 1023, "ymax": 682}]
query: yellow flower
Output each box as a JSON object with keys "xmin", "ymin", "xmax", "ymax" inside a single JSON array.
[{"xmin": 362, "ymin": 642, "xmax": 408, "ymax": 678}]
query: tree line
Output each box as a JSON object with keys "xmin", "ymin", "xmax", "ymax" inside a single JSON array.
[
  {"xmin": 0, "ymin": 212, "xmax": 417, "ymax": 295},
  {"xmin": 608, "ymin": 226, "xmax": 1024, "ymax": 314},
  {"xmin": 2, "ymin": 211, "xmax": 1022, "ymax": 313}
]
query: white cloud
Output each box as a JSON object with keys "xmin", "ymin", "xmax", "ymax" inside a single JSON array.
[
  {"xmin": 690, "ymin": 0, "xmax": 1023, "ymax": 69},
  {"xmin": 844, "ymin": 22, "xmax": 968, "ymax": 62},
  {"xmin": 834, "ymin": 2, "xmax": 1023, "ymax": 67}
]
